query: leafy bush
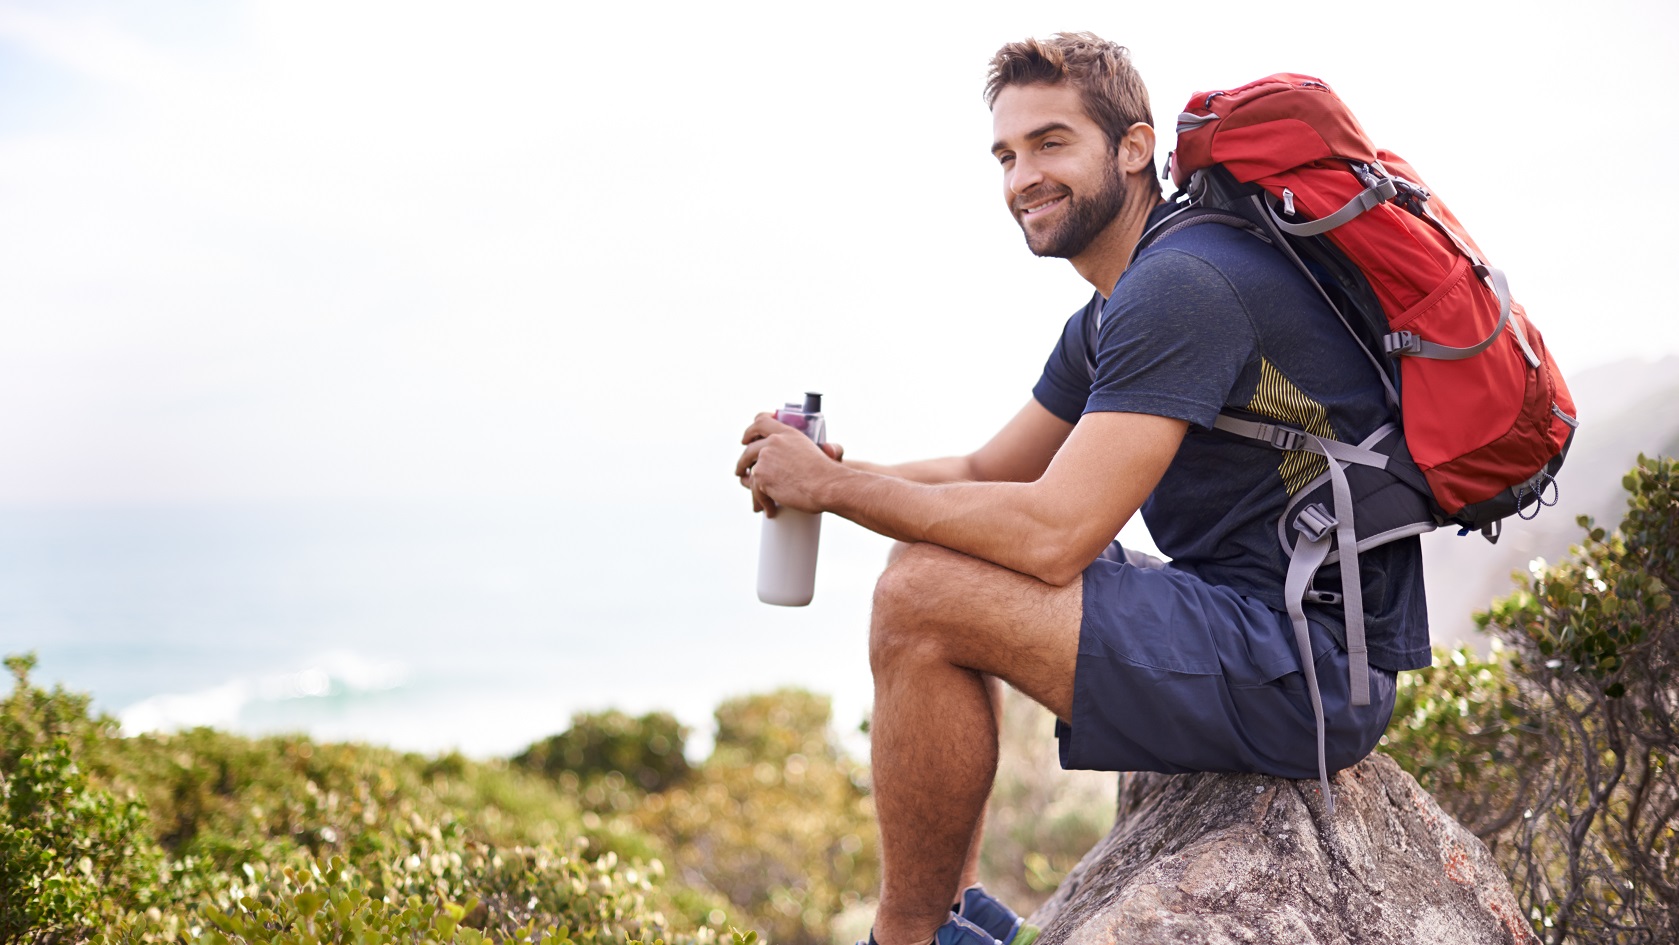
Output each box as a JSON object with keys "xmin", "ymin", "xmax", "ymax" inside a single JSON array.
[
  {"xmin": 515, "ymin": 711, "xmax": 690, "ymax": 794},
  {"xmin": 978, "ymin": 688, "xmax": 1114, "ymax": 916},
  {"xmin": 1382, "ymin": 642, "xmax": 1543, "ymax": 838},
  {"xmin": 97, "ymin": 845, "xmax": 684, "ymax": 945},
  {"xmin": 1, "ymin": 655, "xmax": 163, "ymax": 944},
  {"xmin": 633, "ymin": 691, "xmax": 877, "ymax": 945},
  {"xmin": 0, "ymin": 656, "xmax": 724, "ymax": 944},
  {"xmin": 1385, "ymin": 454, "xmax": 1679, "ymax": 944}
]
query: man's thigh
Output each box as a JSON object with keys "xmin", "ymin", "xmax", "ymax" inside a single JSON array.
[{"xmin": 872, "ymin": 542, "xmax": 1083, "ymax": 721}]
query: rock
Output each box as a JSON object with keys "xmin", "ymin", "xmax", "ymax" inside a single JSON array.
[{"xmin": 1028, "ymin": 753, "xmax": 1537, "ymax": 945}]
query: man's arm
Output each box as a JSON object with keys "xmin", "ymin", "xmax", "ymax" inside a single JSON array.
[
  {"xmin": 743, "ymin": 410, "xmax": 1186, "ymax": 586},
  {"xmin": 841, "ymin": 399, "xmax": 1075, "ymax": 485}
]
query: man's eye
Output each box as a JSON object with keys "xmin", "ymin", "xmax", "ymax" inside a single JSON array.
[{"xmin": 1042, "ymin": 140, "xmax": 1063, "ymax": 150}]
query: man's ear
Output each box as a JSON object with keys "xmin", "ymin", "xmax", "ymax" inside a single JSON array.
[{"xmin": 1117, "ymin": 122, "xmax": 1156, "ymax": 177}]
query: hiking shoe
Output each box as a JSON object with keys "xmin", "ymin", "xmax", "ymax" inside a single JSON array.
[
  {"xmin": 935, "ymin": 913, "xmax": 1005, "ymax": 945},
  {"xmin": 863, "ymin": 913, "xmax": 1002, "ymax": 945},
  {"xmin": 955, "ymin": 886, "xmax": 1039, "ymax": 945}
]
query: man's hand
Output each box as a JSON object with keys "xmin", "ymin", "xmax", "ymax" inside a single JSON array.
[{"xmin": 736, "ymin": 413, "xmax": 844, "ymax": 516}]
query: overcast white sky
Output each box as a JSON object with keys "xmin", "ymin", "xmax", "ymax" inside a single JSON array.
[{"xmin": 2, "ymin": 0, "xmax": 1675, "ymax": 509}]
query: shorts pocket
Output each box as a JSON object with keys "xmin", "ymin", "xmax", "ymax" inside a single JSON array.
[
  {"xmin": 1218, "ymin": 609, "xmax": 1325, "ymax": 689},
  {"xmin": 1081, "ymin": 562, "xmax": 1227, "ymax": 676}
]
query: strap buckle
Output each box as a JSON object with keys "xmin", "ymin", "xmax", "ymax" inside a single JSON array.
[
  {"xmin": 1294, "ymin": 503, "xmax": 1338, "ymax": 542},
  {"xmin": 1258, "ymin": 424, "xmax": 1307, "ymax": 451},
  {"xmin": 1383, "ymin": 331, "xmax": 1423, "ymax": 357}
]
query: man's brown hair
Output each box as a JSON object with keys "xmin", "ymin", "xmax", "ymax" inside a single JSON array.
[{"xmin": 985, "ymin": 33, "xmax": 1156, "ymax": 176}]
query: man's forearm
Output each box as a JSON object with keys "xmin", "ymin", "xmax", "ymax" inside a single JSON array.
[
  {"xmin": 741, "ymin": 410, "xmax": 1175, "ymax": 585},
  {"xmin": 799, "ymin": 412, "xmax": 1187, "ymax": 586},
  {"xmin": 816, "ymin": 467, "xmax": 1084, "ymax": 584},
  {"xmin": 834, "ymin": 399, "xmax": 1073, "ymax": 487},
  {"xmin": 842, "ymin": 455, "xmax": 977, "ymax": 485}
]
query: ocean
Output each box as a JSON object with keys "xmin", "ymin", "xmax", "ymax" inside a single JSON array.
[
  {"xmin": 6, "ymin": 482, "xmax": 1537, "ymax": 765},
  {"xmin": 2, "ymin": 496, "xmax": 900, "ymax": 760}
]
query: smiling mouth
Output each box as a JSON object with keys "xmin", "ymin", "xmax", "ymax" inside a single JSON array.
[{"xmin": 1019, "ymin": 194, "xmax": 1068, "ymax": 217}]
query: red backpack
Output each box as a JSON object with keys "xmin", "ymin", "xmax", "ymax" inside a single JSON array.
[{"xmin": 1144, "ymin": 74, "xmax": 1577, "ymax": 809}]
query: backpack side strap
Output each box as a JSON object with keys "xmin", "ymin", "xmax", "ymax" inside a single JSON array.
[
  {"xmin": 1215, "ymin": 415, "xmax": 1379, "ymax": 711},
  {"xmin": 1213, "ymin": 414, "xmax": 1437, "ymax": 812},
  {"xmin": 1282, "ymin": 509, "xmax": 1336, "ymax": 812},
  {"xmin": 1265, "ymin": 177, "xmax": 1399, "ymax": 238}
]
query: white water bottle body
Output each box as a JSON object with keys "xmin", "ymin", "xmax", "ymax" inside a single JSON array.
[
  {"xmin": 755, "ymin": 395, "xmax": 826, "ymax": 606},
  {"xmin": 757, "ymin": 508, "xmax": 822, "ymax": 606}
]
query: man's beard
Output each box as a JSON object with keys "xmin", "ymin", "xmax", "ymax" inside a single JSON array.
[{"xmin": 1017, "ymin": 160, "xmax": 1126, "ymax": 259}]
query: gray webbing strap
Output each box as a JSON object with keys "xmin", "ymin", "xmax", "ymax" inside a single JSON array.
[
  {"xmin": 1176, "ymin": 110, "xmax": 1220, "ymax": 132},
  {"xmin": 1281, "ymin": 433, "xmax": 1371, "ymax": 816},
  {"xmin": 1215, "ymin": 414, "xmax": 1381, "ymax": 811},
  {"xmin": 1211, "ymin": 416, "xmax": 1391, "ymax": 473},
  {"xmin": 1417, "ymin": 193, "xmax": 1486, "ymax": 268},
  {"xmin": 1383, "ymin": 265, "xmax": 1517, "ymax": 362},
  {"xmin": 1308, "ymin": 430, "xmax": 1371, "ymax": 708},
  {"xmin": 1214, "ymin": 416, "xmax": 1377, "ymax": 705},
  {"xmin": 1241, "ymin": 194, "xmax": 1401, "ymax": 413},
  {"xmin": 1509, "ymin": 305, "xmax": 1542, "ymax": 368},
  {"xmin": 1386, "ymin": 200, "xmax": 1541, "ymax": 369},
  {"xmin": 1284, "ymin": 528, "xmax": 1334, "ymax": 813},
  {"xmin": 1266, "ymin": 177, "xmax": 1399, "ymax": 237}
]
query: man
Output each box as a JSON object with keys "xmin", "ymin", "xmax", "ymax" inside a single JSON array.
[{"xmin": 734, "ymin": 33, "xmax": 1428, "ymax": 945}]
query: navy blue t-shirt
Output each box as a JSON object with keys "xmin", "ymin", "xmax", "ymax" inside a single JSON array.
[{"xmin": 1033, "ymin": 204, "xmax": 1430, "ymax": 672}]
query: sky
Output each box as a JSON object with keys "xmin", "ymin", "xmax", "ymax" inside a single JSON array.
[
  {"xmin": 3, "ymin": 0, "xmax": 1675, "ymax": 755},
  {"xmin": 2, "ymin": 0, "xmax": 1675, "ymax": 513}
]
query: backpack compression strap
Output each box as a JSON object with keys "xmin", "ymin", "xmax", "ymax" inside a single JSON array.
[
  {"xmin": 1265, "ymin": 177, "xmax": 1398, "ymax": 238},
  {"xmin": 1257, "ymin": 164, "xmax": 1541, "ymax": 371},
  {"xmin": 1212, "ymin": 415, "xmax": 1400, "ymax": 813}
]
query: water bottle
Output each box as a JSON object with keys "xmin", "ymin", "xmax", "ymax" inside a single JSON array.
[{"xmin": 757, "ymin": 392, "xmax": 826, "ymax": 606}]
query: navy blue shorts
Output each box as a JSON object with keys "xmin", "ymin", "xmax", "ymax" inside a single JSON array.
[{"xmin": 1055, "ymin": 544, "xmax": 1396, "ymax": 779}]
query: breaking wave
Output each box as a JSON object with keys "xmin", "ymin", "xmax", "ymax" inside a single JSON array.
[{"xmin": 118, "ymin": 650, "xmax": 408, "ymax": 736}]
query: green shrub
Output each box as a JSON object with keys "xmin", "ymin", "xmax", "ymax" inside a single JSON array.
[
  {"xmin": 1381, "ymin": 642, "xmax": 1544, "ymax": 839},
  {"xmin": 0, "ymin": 656, "xmax": 725, "ymax": 944},
  {"xmin": 978, "ymin": 688, "xmax": 1114, "ymax": 916},
  {"xmin": 92, "ymin": 850, "xmax": 698, "ymax": 945},
  {"xmin": 514, "ymin": 711, "xmax": 690, "ymax": 795},
  {"xmin": 634, "ymin": 691, "xmax": 877, "ymax": 945},
  {"xmin": 1385, "ymin": 454, "xmax": 1679, "ymax": 944},
  {"xmin": 1, "ymin": 655, "xmax": 164, "ymax": 944},
  {"xmin": 0, "ymin": 738, "xmax": 162, "ymax": 944}
]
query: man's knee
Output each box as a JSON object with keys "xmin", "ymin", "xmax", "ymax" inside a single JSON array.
[
  {"xmin": 873, "ymin": 542, "xmax": 958, "ymax": 616},
  {"xmin": 885, "ymin": 539, "xmax": 917, "ymax": 566},
  {"xmin": 870, "ymin": 543, "xmax": 960, "ymax": 671}
]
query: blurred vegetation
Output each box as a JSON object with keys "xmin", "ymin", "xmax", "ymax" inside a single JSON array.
[
  {"xmin": 1, "ymin": 658, "xmax": 161, "ymax": 941},
  {"xmin": 977, "ymin": 690, "xmax": 1114, "ymax": 916},
  {"xmin": 632, "ymin": 691, "xmax": 877, "ymax": 945},
  {"xmin": 1383, "ymin": 454, "xmax": 1679, "ymax": 944},
  {"xmin": 514, "ymin": 711, "xmax": 690, "ymax": 794},
  {"xmin": 0, "ymin": 655, "xmax": 727, "ymax": 944},
  {"xmin": 0, "ymin": 668, "xmax": 880, "ymax": 945},
  {"xmin": 8, "ymin": 455, "xmax": 1674, "ymax": 945}
]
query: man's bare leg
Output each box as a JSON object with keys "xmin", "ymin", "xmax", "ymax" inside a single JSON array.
[
  {"xmin": 955, "ymin": 674, "xmax": 1005, "ymax": 896},
  {"xmin": 868, "ymin": 544, "xmax": 1081, "ymax": 945},
  {"xmin": 881, "ymin": 544, "xmax": 1007, "ymax": 905}
]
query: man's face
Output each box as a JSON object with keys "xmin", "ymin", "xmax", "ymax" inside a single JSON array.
[{"xmin": 991, "ymin": 82, "xmax": 1126, "ymax": 260}]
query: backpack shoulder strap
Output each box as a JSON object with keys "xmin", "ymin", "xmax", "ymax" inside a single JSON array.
[{"xmin": 1129, "ymin": 203, "xmax": 1272, "ymax": 264}]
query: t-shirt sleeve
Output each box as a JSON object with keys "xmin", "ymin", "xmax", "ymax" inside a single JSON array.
[
  {"xmin": 1085, "ymin": 248, "xmax": 1258, "ymax": 429},
  {"xmin": 1031, "ymin": 295, "xmax": 1102, "ymax": 426}
]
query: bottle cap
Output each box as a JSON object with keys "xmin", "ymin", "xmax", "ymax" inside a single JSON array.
[{"xmin": 802, "ymin": 392, "xmax": 823, "ymax": 414}]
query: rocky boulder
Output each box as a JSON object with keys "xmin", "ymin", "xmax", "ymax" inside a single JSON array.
[{"xmin": 1029, "ymin": 753, "xmax": 1537, "ymax": 945}]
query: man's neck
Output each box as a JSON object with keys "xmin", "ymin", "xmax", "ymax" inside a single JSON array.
[{"xmin": 1072, "ymin": 189, "xmax": 1166, "ymax": 298}]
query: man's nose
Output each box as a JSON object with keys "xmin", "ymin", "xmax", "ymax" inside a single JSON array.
[{"xmin": 1006, "ymin": 154, "xmax": 1045, "ymax": 197}]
